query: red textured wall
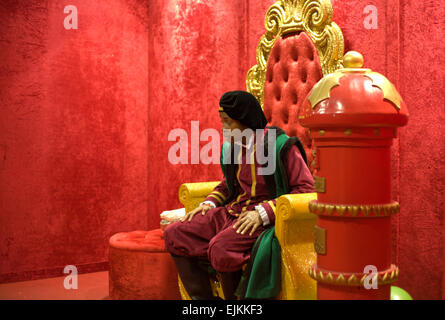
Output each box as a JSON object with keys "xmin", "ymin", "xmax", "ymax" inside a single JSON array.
[
  {"xmin": 397, "ymin": 0, "xmax": 444, "ymax": 300},
  {"xmin": 0, "ymin": 0, "xmax": 149, "ymax": 281},
  {"xmin": 1, "ymin": 0, "xmax": 444, "ymax": 300},
  {"xmin": 146, "ymin": 0, "xmax": 249, "ymax": 228}
]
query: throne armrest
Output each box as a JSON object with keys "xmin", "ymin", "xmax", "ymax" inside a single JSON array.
[
  {"xmin": 275, "ymin": 193, "xmax": 318, "ymax": 300},
  {"xmin": 178, "ymin": 181, "xmax": 221, "ymax": 213},
  {"xmin": 176, "ymin": 181, "xmax": 222, "ymax": 300}
]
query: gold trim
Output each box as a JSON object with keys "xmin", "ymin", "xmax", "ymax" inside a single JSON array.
[
  {"xmin": 308, "ymin": 200, "xmax": 400, "ymax": 217},
  {"xmin": 364, "ymin": 72, "xmax": 403, "ymax": 111},
  {"xmin": 313, "ymin": 176, "xmax": 326, "ymax": 193},
  {"xmin": 209, "ymin": 192, "xmax": 224, "ymax": 204},
  {"xmin": 314, "ymin": 225, "xmax": 326, "ymax": 255},
  {"xmin": 178, "ymin": 275, "xmax": 191, "ymax": 300},
  {"xmin": 211, "ymin": 191, "xmax": 227, "ymax": 201},
  {"xmin": 246, "ymin": 0, "xmax": 344, "ymax": 107},
  {"xmin": 337, "ymin": 205, "xmax": 346, "ymax": 216},
  {"xmin": 325, "ymin": 204, "xmax": 334, "ymax": 215},
  {"xmin": 250, "ymin": 144, "xmax": 257, "ymax": 198},
  {"xmin": 336, "ymin": 274, "xmax": 345, "ymax": 284},
  {"xmin": 242, "ymin": 199, "xmax": 252, "ymax": 212},
  {"xmin": 268, "ymin": 200, "xmax": 277, "ymax": 214},
  {"xmin": 308, "ymin": 71, "xmax": 343, "ymax": 109},
  {"xmin": 229, "ymin": 150, "xmax": 246, "ymax": 210},
  {"xmin": 350, "ymin": 206, "xmax": 359, "ymax": 216},
  {"xmin": 309, "ymin": 264, "xmax": 399, "ymax": 287}
]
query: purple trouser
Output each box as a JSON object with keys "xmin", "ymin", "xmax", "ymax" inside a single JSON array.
[{"xmin": 163, "ymin": 206, "xmax": 266, "ymax": 272}]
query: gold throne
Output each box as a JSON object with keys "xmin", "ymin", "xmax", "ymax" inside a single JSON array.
[{"xmin": 177, "ymin": 0, "xmax": 344, "ymax": 300}]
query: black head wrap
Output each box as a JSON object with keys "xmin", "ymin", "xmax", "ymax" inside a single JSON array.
[
  {"xmin": 219, "ymin": 90, "xmax": 268, "ymax": 130},
  {"xmin": 219, "ymin": 91, "xmax": 268, "ymax": 205}
]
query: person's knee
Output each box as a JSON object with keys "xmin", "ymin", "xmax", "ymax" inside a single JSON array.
[
  {"xmin": 208, "ymin": 236, "xmax": 234, "ymax": 272},
  {"xmin": 163, "ymin": 222, "xmax": 181, "ymax": 252},
  {"xmin": 163, "ymin": 223, "xmax": 173, "ymax": 240}
]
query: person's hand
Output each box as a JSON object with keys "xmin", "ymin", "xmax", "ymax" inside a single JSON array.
[
  {"xmin": 180, "ymin": 204, "xmax": 212, "ymax": 222},
  {"xmin": 233, "ymin": 210, "xmax": 262, "ymax": 236}
]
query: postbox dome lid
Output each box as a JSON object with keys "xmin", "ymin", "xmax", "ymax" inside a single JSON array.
[{"xmin": 300, "ymin": 51, "xmax": 409, "ymax": 128}]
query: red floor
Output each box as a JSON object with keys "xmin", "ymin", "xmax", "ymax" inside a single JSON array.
[{"xmin": 0, "ymin": 271, "xmax": 109, "ymax": 300}]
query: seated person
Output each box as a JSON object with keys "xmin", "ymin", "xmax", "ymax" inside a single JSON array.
[{"xmin": 164, "ymin": 90, "xmax": 314, "ymax": 300}]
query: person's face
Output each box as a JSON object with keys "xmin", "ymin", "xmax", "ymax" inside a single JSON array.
[{"xmin": 219, "ymin": 111, "xmax": 248, "ymax": 143}]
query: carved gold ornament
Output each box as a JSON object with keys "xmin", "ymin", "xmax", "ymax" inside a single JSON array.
[
  {"xmin": 246, "ymin": 0, "xmax": 344, "ymax": 107},
  {"xmin": 364, "ymin": 72, "xmax": 403, "ymax": 110},
  {"xmin": 307, "ymin": 71, "xmax": 343, "ymax": 109}
]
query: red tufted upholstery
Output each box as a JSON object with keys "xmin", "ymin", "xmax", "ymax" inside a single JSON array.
[
  {"xmin": 263, "ymin": 32, "xmax": 322, "ymax": 172},
  {"xmin": 109, "ymin": 229, "xmax": 181, "ymax": 300},
  {"xmin": 109, "ymin": 229, "xmax": 168, "ymax": 251}
]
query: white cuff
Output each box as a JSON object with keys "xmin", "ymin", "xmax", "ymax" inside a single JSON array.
[
  {"xmin": 200, "ymin": 201, "xmax": 216, "ymax": 209},
  {"xmin": 255, "ymin": 205, "xmax": 270, "ymax": 226}
]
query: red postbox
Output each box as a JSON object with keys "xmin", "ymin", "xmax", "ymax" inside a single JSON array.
[{"xmin": 300, "ymin": 51, "xmax": 409, "ymax": 299}]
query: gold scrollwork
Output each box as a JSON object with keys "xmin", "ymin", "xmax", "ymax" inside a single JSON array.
[
  {"xmin": 246, "ymin": 0, "xmax": 344, "ymax": 107},
  {"xmin": 178, "ymin": 185, "xmax": 190, "ymax": 204}
]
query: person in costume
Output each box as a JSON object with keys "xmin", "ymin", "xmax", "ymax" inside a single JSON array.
[{"xmin": 164, "ymin": 90, "xmax": 314, "ymax": 299}]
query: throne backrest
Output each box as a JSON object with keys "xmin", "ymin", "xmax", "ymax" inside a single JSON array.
[
  {"xmin": 246, "ymin": 0, "xmax": 345, "ymax": 173},
  {"xmin": 263, "ymin": 32, "xmax": 322, "ymax": 170}
]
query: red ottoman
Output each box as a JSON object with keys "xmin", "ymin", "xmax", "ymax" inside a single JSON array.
[{"xmin": 109, "ymin": 229, "xmax": 181, "ymax": 300}]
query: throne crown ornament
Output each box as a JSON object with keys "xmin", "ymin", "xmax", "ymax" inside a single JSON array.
[{"xmin": 246, "ymin": 0, "xmax": 345, "ymax": 108}]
